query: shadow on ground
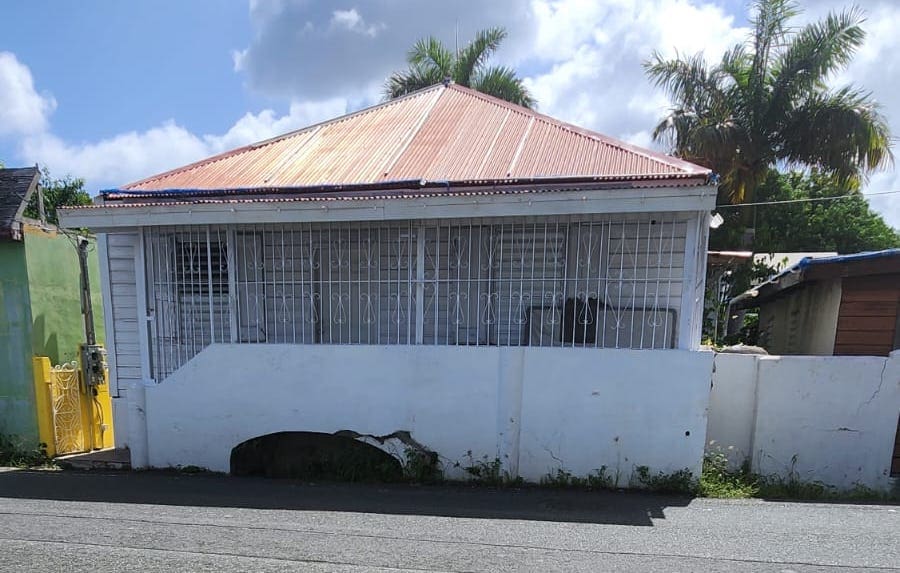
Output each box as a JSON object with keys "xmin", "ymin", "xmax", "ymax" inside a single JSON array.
[{"xmin": 0, "ymin": 469, "xmax": 691, "ymax": 526}]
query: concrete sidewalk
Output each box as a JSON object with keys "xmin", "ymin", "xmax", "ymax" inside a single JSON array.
[{"xmin": 1, "ymin": 469, "xmax": 898, "ymax": 572}]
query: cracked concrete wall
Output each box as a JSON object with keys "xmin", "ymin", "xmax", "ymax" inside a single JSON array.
[
  {"xmin": 709, "ymin": 351, "xmax": 900, "ymax": 490},
  {"xmin": 138, "ymin": 344, "xmax": 713, "ymax": 481},
  {"xmin": 517, "ymin": 349, "xmax": 713, "ymax": 483}
]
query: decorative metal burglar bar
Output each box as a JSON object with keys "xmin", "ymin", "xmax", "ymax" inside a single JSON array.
[{"xmin": 143, "ymin": 214, "xmax": 686, "ymax": 381}]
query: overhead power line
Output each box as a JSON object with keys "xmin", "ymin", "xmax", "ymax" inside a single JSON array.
[{"xmin": 715, "ymin": 189, "xmax": 900, "ymax": 209}]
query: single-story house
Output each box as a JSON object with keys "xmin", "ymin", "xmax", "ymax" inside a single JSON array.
[
  {"xmin": 60, "ymin": 83, "xmax": 718, "ymax": 481},
  {"xmin": 0, "ymin": 166, "xmax": 105, "ymax": 446},
  {"xmin": 731, "ymin": 249, "xmax": 900, "ymax": 356}
]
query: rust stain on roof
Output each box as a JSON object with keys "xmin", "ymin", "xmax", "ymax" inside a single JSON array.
[{"xmin": 122, "ymin": 84, "xmax": 709, "ymax": 195}]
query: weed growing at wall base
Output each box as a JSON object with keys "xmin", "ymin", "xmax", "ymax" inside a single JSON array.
[
  {"xmin": 402, "ymin": 447, "xmax": 443, "ymax": 483},
  {"xmin": 699, "ymin": 453, "xmax": 759, "ymax": 498},
  {"xmin": 456, "ymin": 452, "xmax": 523, "ymax": 487},
  {"xmin": 633, "ymin": 465, "xmax": 697, "ymax": 494},
  {"xmin": 541, "ymin": 467, "xmax": 615, "ymax": 490},
  {"xmin": 0, "ymin": 434, "xmax": 52, "ymax": 468},
  {"xmin": 698, "ymin": 453, "xmax": 899, "ymax": 501}
]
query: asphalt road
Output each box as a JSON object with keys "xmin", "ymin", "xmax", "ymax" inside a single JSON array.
[{"xmin": 0, "ymin": 469, "xmax": 898, "ymax": 572}]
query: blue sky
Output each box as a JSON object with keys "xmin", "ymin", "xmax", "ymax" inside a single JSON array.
[
  {"xmin": 0, "ymin": 1, "xmax": 258, "ymax": 144},
  {"xmin": 1, "ymin": 0, "xmax": 898, "ymax": 227}
]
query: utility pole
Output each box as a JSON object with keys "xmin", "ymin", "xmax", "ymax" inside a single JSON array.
[{"xmin": 78, "ymin": 237, "xmax": 96, "ymax": 346}]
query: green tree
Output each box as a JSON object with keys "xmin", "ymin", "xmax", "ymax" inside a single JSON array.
[
  {"xmin": 386, "ymin": 26, "xmax": 535, "ymax": 108},
  {"xmin": 711, "ymin": 170, "xmax": 900, "ymax": 253},
  {"xmin": 24, "ymin": 169, "xmax": 92, "ymax": 226},
  {"xmin": 705, "ymin": 169, "xmax": 898, "ymax": 345},
  {"xmin": 645, "ymin": 0, "xmax": 892, "ymax": 205}
]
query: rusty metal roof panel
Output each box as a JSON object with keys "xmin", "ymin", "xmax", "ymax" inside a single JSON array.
[
  {"xmin": 119, "ymin": 83, "xmax": 709, "ymax": 198},
  {"xmin": 0, "ymin": 166, "xmax": 40, "ymax": 239}
]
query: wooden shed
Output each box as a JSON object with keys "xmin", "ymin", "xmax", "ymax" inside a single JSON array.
[{"xmin": 731, "ymin": 249, "xmax": 900, "ymax": 357}]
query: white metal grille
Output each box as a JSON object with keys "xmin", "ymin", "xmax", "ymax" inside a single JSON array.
[{"xmin": 144, "ymin": 215, "xmax": 686, "ymax": 380}]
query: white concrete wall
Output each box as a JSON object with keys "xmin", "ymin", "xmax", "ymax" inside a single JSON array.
[
  {"xmin": 706, "ymin": 353, "xmax": 759, "ymax": 468},
  {"xmin": 518, "ymin": 349, "xmax": 712, "ymax": 484},
  {"xmin": 708, "ymin": 351, "xmax": 900, "ymax": 490},
  {"xmin": 139, "ymin": 345, "xmax": 714, "ymax": 482}
]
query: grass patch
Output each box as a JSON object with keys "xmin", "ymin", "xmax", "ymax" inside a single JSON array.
[
  {"xmin": 0, "ymin": 434, "xmax": 53, "ymax": 468},
  {"xmin": 541, "ymin": 467, "xmax": 616, "ymax": 490},
  {"xmin": 632, "ymin": 465, "xmax": 697, "ymax": 495},
  {"xmin": 698, "ymin": 453, "xmax": 899, "ymax": 502},
  {"xmin": 455, "ymin": 452, "xmax": 523, "ymax": 487}
]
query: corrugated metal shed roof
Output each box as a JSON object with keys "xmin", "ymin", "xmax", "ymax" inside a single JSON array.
[
  {"xmin": 731, "ymin": 249, "xmax": 900, "ymax": 309},
  {"xmin": 115, "ymin": 83, "xmax": 710, "ymax": 200},
  {"xmin": 0, "ymin": 166, "xmax": 40, "ymax": 240}
]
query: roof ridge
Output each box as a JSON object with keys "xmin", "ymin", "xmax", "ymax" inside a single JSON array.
[
  {"xmin": 123, "ymin": 84, "xmax": 447, "ymax": 190},
  {"xmin": 445, "ymin": 83, "xmax": 706, "ymax": 174}
]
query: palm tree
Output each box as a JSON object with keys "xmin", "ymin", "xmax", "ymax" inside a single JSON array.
[
  {"xmin": 645, "ymin": 0, "xmax": 892, "ymax": 204},
  {"xmin": 386, "ymin": 27, "xmax": 535, "ymax": 108}
]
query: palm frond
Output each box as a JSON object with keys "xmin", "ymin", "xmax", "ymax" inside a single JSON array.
[
  {"xmin": 384, "ymin": 65, "xmax": 444, "ymax": 100},
  {"xmin": 644, "ymin": 51, "xmax": 717, "ymax": 113},
  {"xmin": 471, "ymin": 66, "xmax": 535, "ymax": 109},
  {"xmin": 455, "ymin": 27, "xmax": 507, "ymax": 86},
  {"xmin": 719, "ymin": 45, "xmax": 751, "ymax": 90},
  {"xmin": 781, "ymin": 86, "xmax": 893, "ymax": 179},
  {"xmin": 408, "ymin": 36, "xmax": 454, "ymax": 78},
  {"xmin": 769, "ymin": 6, "xmax": 866, "ymax": 119},
  {"xmin": 749, "ymin": 0, "xmax": 800, "ymax": 86}
]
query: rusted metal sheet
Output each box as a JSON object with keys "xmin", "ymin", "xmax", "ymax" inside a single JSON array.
[{"xmin": 123, "ymin": 84, "xmax": 708, "ymax": 194}]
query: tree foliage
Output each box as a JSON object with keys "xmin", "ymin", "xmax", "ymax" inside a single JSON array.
[
  {"xmin": 23, "ymin": 169, "xmax": 92, "ymax": 226},
  {"xmin": 645, "ymin": 0, "xmax": 892, "ymax": 205},
  {"xmin": 386, "ymin": 27, "xmax": 535, "ymax": 108},
  {"xmin": 710, "ymin": 170, "xmax": 900, "ymax": 253}
]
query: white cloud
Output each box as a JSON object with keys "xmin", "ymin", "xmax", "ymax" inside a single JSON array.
[
  {"xmin": 0, "ymin": 52, "xmax": 56, "ymax": 136},
  {"xmin": 524, "ymin": 0, "xmax": 747, "ymax": 148},
  {"xmin": 18, "ymin": 97, "xmax": 347, "ymax": 189},
  {"xmin": 330, "ymin": 9, "xmax": 384, "ymax": 37}
]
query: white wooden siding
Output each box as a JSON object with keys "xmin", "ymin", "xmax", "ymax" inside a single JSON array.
[{"xmin": 103, "ymin": 232, "xmax": 142, "ymax": 392}]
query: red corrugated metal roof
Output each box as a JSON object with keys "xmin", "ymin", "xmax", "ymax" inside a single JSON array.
[{"xmin": 120, "ymin": 84, "xmax": 709, "ymax": 196}]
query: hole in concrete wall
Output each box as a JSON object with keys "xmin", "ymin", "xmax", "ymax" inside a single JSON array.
[{"xmin": 230, "ymin": 431, "xmax": 403, "ymax": 482}]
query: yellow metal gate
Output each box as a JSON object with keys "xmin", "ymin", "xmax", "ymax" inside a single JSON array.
[{"xmin": 32, "ymin": 355, "xmax": 115, "ymax": 457}]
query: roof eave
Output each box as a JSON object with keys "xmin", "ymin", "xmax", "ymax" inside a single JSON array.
[
  {"xmin": 60, "ymin": 182, "xmax": 718, "ymax": 231},
  {"xmin": 103, "ymin": 173, "xmax": 712, "ymax": 202}
]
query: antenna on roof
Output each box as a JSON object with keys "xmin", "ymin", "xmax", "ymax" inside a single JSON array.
[{"xmin": 446, "ymin": 18, "xmax": 458, "ymax": 88}]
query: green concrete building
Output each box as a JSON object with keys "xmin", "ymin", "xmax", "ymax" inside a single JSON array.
[{"xmin": 0, "ymin": 167, "xmax": 104, "ymax": 444}]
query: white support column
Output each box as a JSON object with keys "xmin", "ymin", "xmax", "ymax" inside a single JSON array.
[
  {"xmin": 96, "ymin": 233, "xmax": 120, "ymax": 397},
  {"xmin": 677, "ymin": 212, "xmax": 706, "ymax": 350},
  {"xmin": 135, "ymin": 229, "xmax": 154, "ymax": 382},
  {"xmin": 692, "ymin": 212, "xmax": 711, "ymax": 346}
]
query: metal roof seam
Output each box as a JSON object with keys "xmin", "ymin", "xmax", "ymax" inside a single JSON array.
[
  {"xmin": 380, "ymin": 88, "xmax": 443, "ymax": 178},
  {"xmin": 506, "ymin": 115, "xmax": 535, "ymax": 177}
]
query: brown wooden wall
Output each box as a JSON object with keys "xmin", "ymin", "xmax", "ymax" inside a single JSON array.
[{"xmin": 833, "ymin": 274, "xmax": 900, "ymax": 356}]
